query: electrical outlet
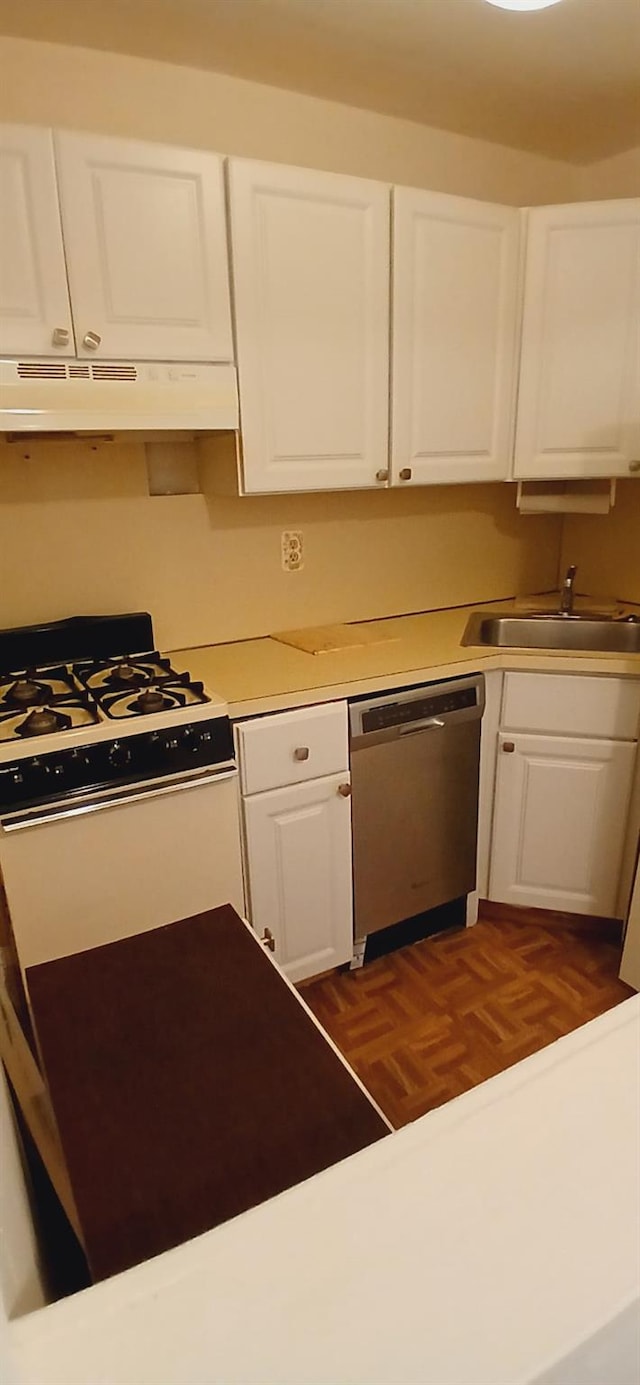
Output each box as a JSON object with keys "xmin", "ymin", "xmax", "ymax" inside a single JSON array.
[{"xmin": 281, "ymin": 531, "xmax": 304, "ymax": 572}]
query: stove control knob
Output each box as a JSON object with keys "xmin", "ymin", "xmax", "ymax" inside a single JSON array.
[
  {"xmin": 108, "ymin": 740, "xmax": 132, "ymax": 770},
  {"xmin": 166, "ymin": 737, "xmax": 179, "ymax": 752}
]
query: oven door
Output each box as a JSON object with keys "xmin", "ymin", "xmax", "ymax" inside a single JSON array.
[{"xmin": 0, "ymin": 769, "xmax": 245, "ymax": 973}]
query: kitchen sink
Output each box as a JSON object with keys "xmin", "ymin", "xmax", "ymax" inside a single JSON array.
[{"xmin": 461, "ymin": 611, "xmax": 640, "ymax": 654}]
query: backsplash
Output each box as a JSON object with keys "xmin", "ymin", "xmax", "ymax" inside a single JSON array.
[
  {"xmin": 562, "ymin": 481, "xmax": 640, "ymax": 606},
  {"xmin": 0, "ymin": 439, "xmax": 562, "ymax": 652}
]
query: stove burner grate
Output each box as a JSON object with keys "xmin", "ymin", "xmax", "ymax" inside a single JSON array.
[
  {"xmin": 16, "ymin": 706, "xmax": 73, "ymax": 738},
  {"xmin": 74, "ymin": 653, "xmax": 177, "ymax": 696},
  {"xmin": 0, "ymin": 664, "xmax": 80, "ymax": 714}
]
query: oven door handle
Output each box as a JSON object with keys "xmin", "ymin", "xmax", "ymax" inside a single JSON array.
[{"xmin": 0, "ymin": 764, "xmax": 238, "ymax": 832}]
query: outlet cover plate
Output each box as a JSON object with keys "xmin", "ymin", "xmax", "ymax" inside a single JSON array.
[{"xmin": 281, "ymin": 531, "xmax": 304, "ymax": 572}]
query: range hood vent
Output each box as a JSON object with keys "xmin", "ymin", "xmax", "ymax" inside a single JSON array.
[
  {"xmin": 0, "ymin": 359, "xmax": 238, "ymax": 434},
  {"xmin": 17, "ymin": 361, "xmax": 68, "ymax": 379},
  {"xmin": 17, "ymin": 361, "xmax": 139, "ymax": 382}
]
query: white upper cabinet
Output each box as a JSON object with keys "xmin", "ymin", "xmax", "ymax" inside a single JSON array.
[
  {"xmin": 0, "ymin": 125, "xmax": 74, "ymax": 357},
  {"xmin": 54, "ymin": 132, "xmax": 234, "ymax": 362},
  {"xmin": 228, "ymin": 158, "xmax": 390, "ymax": 493},
  {"xmin": 514, "ymin": 200, "xmax": 640, "ymax": 480},
  {"xmin": 391, "ymin": 188, "xmax": 520, "ymax": 486}
]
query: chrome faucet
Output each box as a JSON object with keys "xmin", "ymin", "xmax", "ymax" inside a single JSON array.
[{"xmin": 559, "ymin": 564, "xmax": 577, "ymax": 616}]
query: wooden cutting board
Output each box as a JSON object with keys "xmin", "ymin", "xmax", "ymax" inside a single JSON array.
[{"xmin": 272, "ymin": 622, "xmax": 399, "ymax": 655}]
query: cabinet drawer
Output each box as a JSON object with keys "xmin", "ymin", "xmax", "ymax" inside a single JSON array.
[
  {"xmin": 236, "ymin": 702, "xmax": 348, "ymax": 794},
  {"xmin": 502, "ymin": 673, "xmax": 640, "ymax": 740}
]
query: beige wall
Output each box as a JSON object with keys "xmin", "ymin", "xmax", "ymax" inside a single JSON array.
[
  {"xmin": 577, "ymin": 147, "xmax": 640, "ymax": 200},
  {"xmin": 0, "ymin": 442, "xmax": 561, "ymax": 651},
  {"xmin": 0, "ymin": 36, "xmax": 579, "ymax": 205},
  {"xmin": 562, "ymin": 482, "xmax": 640, "ymax": 606},
  {"xmin": 5, "ymin": 36, "xmax": 637, "ymax": 654},
  {"xmin": 0, "ymin": 33, "xmax": 570, "ymax": 654}
]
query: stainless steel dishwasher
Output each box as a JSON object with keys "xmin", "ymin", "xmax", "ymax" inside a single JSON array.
[{"xmin": 349, "ymin": 674, "xmax": 485, "ymax": 942}]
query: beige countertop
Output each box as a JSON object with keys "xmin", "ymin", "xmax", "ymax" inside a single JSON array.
[{"xmin": 171, "ymin": 600, "xmax": 640, "ymax": 718}]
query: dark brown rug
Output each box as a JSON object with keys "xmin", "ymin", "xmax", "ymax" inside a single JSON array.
[{"xmin": 27, "ymin": 906, "xmax": 388, "ymax": 1282}]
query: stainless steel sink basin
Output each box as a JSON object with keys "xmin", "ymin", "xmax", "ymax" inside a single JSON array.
[{"xmin": 462, "ymin": 611, "xmax": 640, "ymax": 654}]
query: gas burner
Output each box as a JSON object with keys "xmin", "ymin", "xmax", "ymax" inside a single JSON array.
[
  {"xmin": 8, "ymin": 676, "xmax": 49, "ymax": 709},
  {"xmin": 75, "ymin": 653, "xmax": 177, "ymax": 695},
  {"xmin": 0, "ymin": 691, "xmax": 101, "ymax": 744},
  {"xmin": 105, "ymin": 662, "xmax": 156, "ymax": 691},
  {"xmin": 99, "ymin": 677, "xmax": 208, "ymax": 721},
  {"xmin": 0, "ymin": 664, "xmax": 80, "ymax": 715},
  {"xmin": 132, "ymin": 688, "xmax": 173, "ymax": 715},
  {"xmin": 17, "ymin": 706, "xmax": 72, "ymax": 739},
  {"xmin": 102, "ymin": 686, "xmax": 186, "ymax": 720}
]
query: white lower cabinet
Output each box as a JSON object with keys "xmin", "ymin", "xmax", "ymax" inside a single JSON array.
[
  {"xmin": 488, "ymin": 673, "xmax": 640, "ymax": 918},
  {"xmin": 490, "ymin": 733, "xmax": 637, "ymax": 916},
  {"xmin": 236, "ymin": 700, "xmax": 353, "ymax": 982},
  {"xmin": 243, "ymin": 774, "xmax": 353, "ymax": 983}
]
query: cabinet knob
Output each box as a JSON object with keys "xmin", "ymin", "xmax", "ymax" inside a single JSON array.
[
  {"xmin": 375, "ymin": 469, "xmax": 389, "ymax": 483},
  {"xmin": 293, "ymin": 746, "xmax": 310, "ymax": 761},
  {"xmin": 399, "ymin": 467, "xmax": 412, "ymax": 482},
  {"xmin": 338, "ymin": 782, "xmax": 352, "ymax": 797},
  {"xmin": 503, "ymin": 741, "xmax": 516, "ymax": 754},
  {"xmin": 82, "ymin": 330, "xmax": 102, "ymax": 351},
  {"xmin": 629, "ymin": 461, "xmax": 640, "ymax": 474},
  {"xmin": 51, "ymin": 326, "xmax": 70, "ymax": 347},
  {"xmin": 260, "ymin": 928, "xmax": 276, "ymax": 952}
]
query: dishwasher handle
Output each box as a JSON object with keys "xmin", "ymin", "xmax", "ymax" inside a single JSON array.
[{"xmin": 399, "ymin": 717, "xmax": 445, "ymax": 736}]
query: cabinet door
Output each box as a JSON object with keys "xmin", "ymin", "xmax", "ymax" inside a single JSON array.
[
  {"xmin": 228, "ymin": 158, "xmax": 390, "ymax": 493},
  {"xmin": 243, "ymin": 774, "xmax": 353, "ymax": 982},
  {"xmin": 0, "ymin": 125, "xmax": 74, "ymax": 357},
  {"xmin": 489, "ymin": 733, "xmax": 637, "ymax": 917},
  {"xmin": 54, "ymin": 132, "xmax": 233, "ymax": 361},
  {"xmin": 514, "ymin": 200, "xmax": 640, "ymax": 479},
  {"xmin": 392, "ymin": 189, "xmax": 520, "ymax": 485}
]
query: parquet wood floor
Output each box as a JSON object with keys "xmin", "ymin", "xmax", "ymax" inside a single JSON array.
[{"xmin": 301, "ymin": 905, "xmax": 635, "ymax": 1129}]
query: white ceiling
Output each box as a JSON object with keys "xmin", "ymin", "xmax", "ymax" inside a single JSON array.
[{"xmin": 0, "ymin": 0, "xmax": 639, "ymax": 164}]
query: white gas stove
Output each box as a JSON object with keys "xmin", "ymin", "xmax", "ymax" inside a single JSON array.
[
  {"xmin": 0, "ymin": 613, "xmax": 232, "ymax": 826},
  {"xmin": 0, "ymin": 614, "xmax": 245, "ymax": 974}
]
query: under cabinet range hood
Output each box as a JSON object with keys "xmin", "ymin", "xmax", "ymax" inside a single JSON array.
[{"xmin": 0, "ymin": 359, "xmax": 239, "ymax": 434}]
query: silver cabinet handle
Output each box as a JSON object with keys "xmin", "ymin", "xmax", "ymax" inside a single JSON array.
[
  {"xmin": 503, "ymin": 741, "xmax": 516, "ymax": 753},
  {"xmin": 82, "ymin": 330, "xmax": 102, "ymax": 351},
  {"xmin": 630, "ymin": 461, "xmax": 640, "ymax": 474},
  {"xmin": 376, "ymin": 469, "xmax": 389, "ymax": 483},
  {"xmin": 261, "ymin": 928, "xmax": 276, "ymax": 952},
  {"xmin": 338, "ymin": 783, "xmax": 352, "ymax": 797},
  {"xmin": 399, "ymin": 467, "xmax": 412, "ymax": 481},
  {"xmin": 293, "ymin": 746, "xmax": 309, "ymax": 761},
  {"xmin": 51, "ymin": 326, "xmax": 70, "ymax": 347}
]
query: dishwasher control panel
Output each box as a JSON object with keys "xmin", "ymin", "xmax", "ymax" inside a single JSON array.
[
  {"xmin": 349, "ymin": 674, "xmax": 485, "ymax": 743},
  {"xmin": 360, "ymin": 684, "xmax": 478, "ymax": 735}
]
